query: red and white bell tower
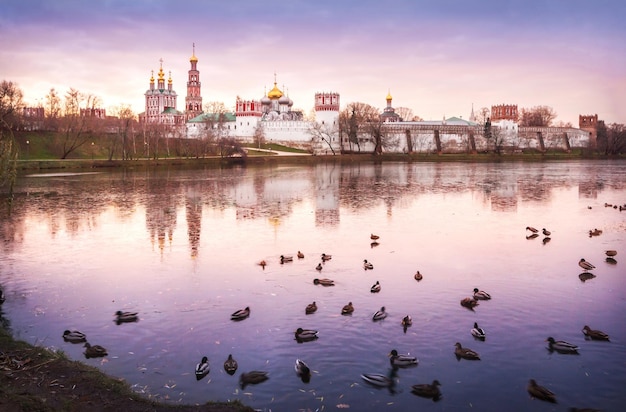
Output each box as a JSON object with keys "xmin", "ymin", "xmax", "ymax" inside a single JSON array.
[{"xmin": 185, "ymin": 43, "xmax": 202, "ymax": 120}]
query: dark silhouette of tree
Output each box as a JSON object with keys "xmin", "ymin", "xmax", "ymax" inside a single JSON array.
[
  {"xmin": 519, "ymin": 106, "xmax": 557, "ymax": 127},
  {"xmin": 0, "ymin": 80, "xmax": 23, "ymax": 198}
]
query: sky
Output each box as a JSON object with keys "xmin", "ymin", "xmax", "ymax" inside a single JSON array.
[{"xmin": 1, "ymin": 0, "xmax": 625, "ymax": 125}]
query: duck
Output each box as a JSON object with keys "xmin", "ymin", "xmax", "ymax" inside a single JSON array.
[
  {"xmin": 280, "ymin": 255, "xmax": 293, "ymax": 263},
  {"xmin": 370, "ymin": 233, "xmax": 380, "ymax": 241},
  {"xmin": 414, "ymin": 271, "xmax": 423, "ymax": 281},
  {"xmin": 297, "ymin": 250, "xmax": 305, "ymax": 259},
  {"xmin": 460, "ymin": 297, "xmax": 479, "ymax": 310},
  {"xmin": 589, "ymin": 228, "xmax": 602, "ymax": 237},
  {"xmin": 239, "ymin": 370, "xmax": 269, "ymax": 388},
  {"xmin": 526, "ymin": 226, "xmax": 539, "ymax": 233},
  {"xmin": 546, "ymin": 337, "xmax": 579, "ymax": 354},
  {"xmin": 315, "ymin": 263, "xmax": 323, "ymax": 271},
  {"xmin": 321, "ymin": 253, "xmax": 332, "ymax": 261},
  {"xmin": 115, "ymin": 310, "xmax": 138, "ymax": 323},
  {"xmin": 578, "ymin": 258, "xmax": 595, "ymax": 272},
  {"xmin": 294, "ymin": 358, "xmax": 311, "ymax": 381},
  {"xmin": 305, "ymin": 301, "xmax": 317, "ymax": 314},
  {"xmin": 473, "ymin": 288, "xmax": 491, "ymax": 300},
  {"xmin": 313, "ymin": 278, "xmax": 335, "ymax": 286},
  {"xmin": 363, "ymin": 259, "xmax": 374, "ymax": 270},
  {"xmin": 582, "ymin": 325, "xmax": 610, "ymax": 341},
  {"xmin": 84, "ymin": 342, "xmax": 108, "ymax": 358},
  {"xmin": 527, "ymin": 379, "xmax": 556, "ymax": 403},
  {"xmin": 341, "ymin": 302, "xmax": 354, "ymax": 315},
  {"xmin": 401, "ymin": 315, "xmax": 412, "ymax": 328},
  {"xmin": 223, "ymin": 354, "xmax": 238, "ymax": 375},
  {"xmin": 542, "ymin": 228, "xmax": 551, "ymax": 236},
  {"xmin": 62, "ymin": 330, "xmax": 87, "ymax": 343},
  {"xmin": 231, "ymin": 306, "xmax": 250, "ymax": 321},
  {"xmin": 295, "ymin": 327, "xmax": 319, "ymax": 341},
  {"xmin": 605, "ymin": 250, "xmax": 617, "ymax": 257},
  {"xmin": 361, "ymin": 373, "xmax": 392, "ymax": 388},
  {"xmin": 195, "ymin": 356, "xmax": 210, "ymax": 379},
  {"xmin": 389, "ymin": 349, "xmax": 418, "ymax": 367},
  {"xmin": 372, "ymin": 306, "xmax": 387, "ymax": 321},
  {"xmin": 471, "ymin": 322, "xmax": 486, "ymax": 340},
  {"xmin": 258, "ymin": 260, "xmax": 267, "ymax": 268},
  {"xmin": 454, "ymin": 342, "xmax": 480, "ymax": 360},
  {"xmin": 411, "ymin": 380, "xmax": 441, "ymax": 400},
  {"xmin": 370, "ymin": 281, "xmax": 381, "ymax": 293},
  {"xmin": 542, "ymin": 236, "xmax": 551, "ymax": 245}
]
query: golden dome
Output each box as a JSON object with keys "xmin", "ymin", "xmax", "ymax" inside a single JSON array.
[
  {"xmin": 386, "ymin": 91, "xmax": 393, "ymax": 101},
  {"xmin": 150, "ymin": 70, "xmax": 154, "ymax": 83},
  {"xmin": 267, "ymin": 82, "xmax": 283, "ymax": 99},
  {"xmin": 158, "ymin": 67, "xmax": 165, "ymax": 80},
  {"xmin": 190, "ymin": 53, "xmax": 198, "ymax": 63}
]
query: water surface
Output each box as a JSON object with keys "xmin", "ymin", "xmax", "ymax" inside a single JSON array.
[{"xmin": 1, "ymin": 160, "xmax": 625, "ymax": 411}]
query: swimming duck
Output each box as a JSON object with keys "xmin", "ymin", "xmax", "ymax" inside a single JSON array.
[
  {"xmin": 341, "ymin": 302, "xmax": 354, "ymax": 315},
  {"xmin": 361, "ymin": 373, "xmax": 392, "ymax": 387},
  {"xmin": 62, "ymin": 330, "xmax": 87, "ymax": 343},
  {"xmin": 582, "ymin": 325, "xmax": 610, "ymax": 341},
  {"xmin": 321, "ymin": 253, "xmax": 332, "ymax": 261},
  {"xmin": 589, "ymin": 228, "xmax": 602, "ymax": 237},
  {"xmin": 239, "ymin": 370, "xmax": 269, "ymax": 388},
  {"xmin": 195, "ymin": 356, "xmax": 210, "ymax": 379},
  {"xmin": 115, "ymin": 311, "xmax": 138, "ymax": 323},
  {"xmin": 473, "ymin": 288, "xmax": 491, "ymax": 300},
  {"xmin": 460, "ymin": 297, "xmax": 479, "ymax": 310},
  {"xmin": 605, "ymin": 250, "xmax": 617, "ymax": 257},
  {"xmin": 313, "ymin": 278, "xmax": 335, "ymax": 286},
  {"xmin": 280, "ymin": 255, "xmax": 293, "ymax": 263},
  {"xmin": 414, "ymin": 271, "xmax": 423, "ymax": 281},
  {"xmin": 370, "ymin": 281, "xmax": 381, "ymax": 293},
  {"xmin": 231, "ymin": 306, "xmax": 250, "ymax": 321},
  {"xmin": 389, "ymin": 349, "xmax": 418, "ymax": 367},
  {"xmin": 363, "ymin": 259, "xmax": 374, "ymax": 270},
  {"xmin": 315, "ymin": 263, "xmax": 323, "ymax": 271},
  {"xmin": 411, "ymin": 380, "xmax": 441, "ymax": 400},
  {"xmin": 401, "ymin": 315, "xmax": 412, "ymax": 328},
  {"xmin": 542, "ymin": 228, "xmax": 551, "ymax": 236},
  {"xmin": 372, "ymin": 306, "xmax": 387, "ymax": 321},
  {"xmin": 297, "ymin": 251, "xmax": 305, "ymax": 259},
  {"xmin": 578, "ymin": 258, "xmax": 595, "ymax": 272},
  {"xmin": 527, "ymin": 379, "xmax": 556, "ymax": 403},
  {"xmin": 305, "ymin": 301, "xmax": 317, "ymax": 314},
  {"xmin": 454, "ymin": 342, "xmax": 480, "ymax": 360},
  {"xmin": 546, "ymin": 337, "xmax": 579, "ymax": 354},
  {"xmin": 526, "ymin": 226, "xmax": 539, "ymax": 233},
  {"xmin": 471, "ymin": 322, "xmax": 486, "ymax": 340},
  {"xmin": 258, "ymin": 260, "xmax": 267, "ymax": 268},
  {"xmin": 294, "ymin": 358, "xmax": 311, "ymax": 382},
  {"xmin": 370, "ymin": 233, "xmax": 380, "ymax": 241},
  {"xmin": 295, "ymin": 327, "xmax": 319, "ymax": 341},
  {"xmin": 223, "ymin": 354, "xmax": 238, "ymax": 375},
  {"xmin": 84, "ymin": 342, "xmax": 108, "ymax": 358}
]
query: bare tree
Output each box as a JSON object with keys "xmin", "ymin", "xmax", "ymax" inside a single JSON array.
[
  {"xmin": 339, "ymin": 102, "xmax": 380, "ymax": 153},
  {"xmin": 308, "ymin": 121, "xmax": 338, "ymax": 155},
  {"xmin": 109, "ymin": 105, "xmax": 136, "ymax": 160},
  {"xmin": 597, "ymin": 122, "xmax": 626, "ymax": 155},
  {"xmin": 477, "ymin": 107, "xmax": 490, "ymax": 125},
  {"xmin": 519, "ymin": 106, "xmax": 557, "ymax": 127},
  {"xmin": 0, "ymin": 80, "xmax": 23, "ymax": 196},
  {"xmin": 58, "ymin": 89, "xmax": 101, "ymax": 159},
  {"xmin": 44, "ymin": 88, "xmax": 61, "ymax": 131},
  {"xmin": 395, "ymin": 107, "xmax": 414, "ymax": 122},
  {"xmin": 253, "ymin": 123, "xmax": 265, "ymax": 149}
]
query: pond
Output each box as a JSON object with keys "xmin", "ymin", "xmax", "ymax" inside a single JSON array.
[{"xmin": 1, "ymin": 160, "xmax": 625, "ymax": 411}]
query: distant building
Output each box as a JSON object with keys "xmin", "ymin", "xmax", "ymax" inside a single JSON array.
[
  {"xmin": 22, "ymin": 106, "xmax": 45, "ymax": 130},
  {"xmin": 138, "ymin": 58, "xmax": 185, "ymax": 126},
  {"xmin": 80, "ymin": 108, "xmax": 106, "ymax": 118},
  {"xmin": 380, "ymin": 91, "xmax": 401, "ymax": 122}
]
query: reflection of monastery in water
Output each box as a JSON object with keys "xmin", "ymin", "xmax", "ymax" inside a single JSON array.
[{"xmin": 139, "ymin": 47, "xmax": 595, "ymax": 155}]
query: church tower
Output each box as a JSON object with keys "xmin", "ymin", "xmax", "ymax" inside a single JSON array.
[
  {"xmin": 314, "ymin": 92, "xmax": 340, "ymax": 126},
  {"xmin": 185, "ymin": 44, "xmax": 202, "ymax": 120}
]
